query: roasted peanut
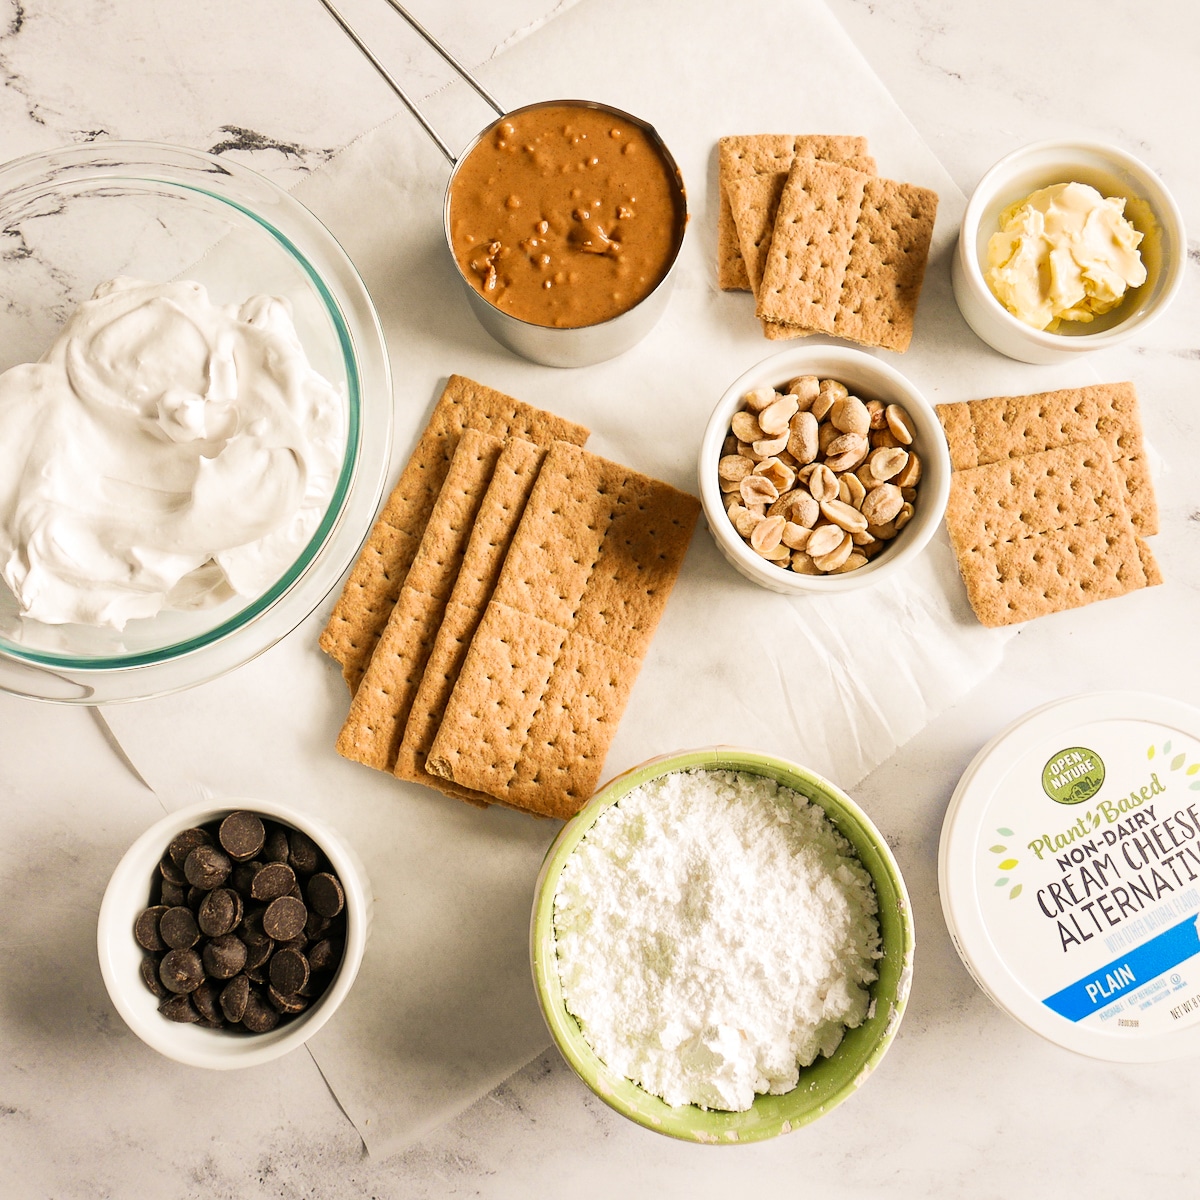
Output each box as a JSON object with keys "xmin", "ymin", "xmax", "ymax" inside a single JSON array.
[{"xmin": 757, "ymin": 393, "xmax": 799, "ymax": 436}]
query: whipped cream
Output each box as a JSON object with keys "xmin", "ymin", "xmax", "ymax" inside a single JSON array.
[{"xmin": 0, "ymin": 278, "xmax": 346, "ymax": 629}]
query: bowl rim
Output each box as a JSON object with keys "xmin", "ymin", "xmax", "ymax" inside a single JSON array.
[
  {"xmin": 957, "ymin": 137, "xmax": 1188, "ymax": 351},
  {"xmin": 0, "ymin": 139, "xmax": 392, "ymax": 700},
  {"xmin": 96, "ymin": 796, "xmax": 370, "ymax": 1069},
  {"xmin": 699, "ymin": 344, "xmax": 950, "ymax": 593},
  {"xmin": 530, "ymin": 746, "xmax": 915, "ymax": 1143}
]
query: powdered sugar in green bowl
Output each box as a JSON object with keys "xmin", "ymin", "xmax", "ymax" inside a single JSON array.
[{"xmin": 529, "ymin": 747, "xmax": 914, "ymax": 1143}]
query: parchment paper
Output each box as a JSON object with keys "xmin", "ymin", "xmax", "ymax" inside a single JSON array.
[{"xmin": 100, "ymin": 0, "xmax": 1106, "ymax": 1157}]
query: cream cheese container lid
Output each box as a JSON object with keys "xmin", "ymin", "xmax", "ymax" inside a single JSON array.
[{"xmin": 939, "ymin": 692, "xmax": 1200, "ymax": 1061}]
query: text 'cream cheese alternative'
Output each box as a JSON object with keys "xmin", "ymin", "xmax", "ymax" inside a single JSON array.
[{"xmin": 0, "ymin": 278, "xmax": 345, "ymax": 629}]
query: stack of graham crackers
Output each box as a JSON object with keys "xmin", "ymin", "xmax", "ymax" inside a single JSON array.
[
  {"xmin": 718, "ymin": 134, "xmax": 938, "ymax": 351},
  {"xmin": 320, "ymin": 375, "xmax": 700, "ymax": 820},
  {"xmin": 936, "ymin": 382, "xmax": 1161, "ymax": 627}
]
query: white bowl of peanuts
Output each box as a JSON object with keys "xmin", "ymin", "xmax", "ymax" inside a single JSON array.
[{"xmin": 700, "ymin": 346, "xmax": 950, "ymax": 593}]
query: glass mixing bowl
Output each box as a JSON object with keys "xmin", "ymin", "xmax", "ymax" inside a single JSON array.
[{"xmin": 0, "ymin": 141, "xmax": 392, "ymax": 702}]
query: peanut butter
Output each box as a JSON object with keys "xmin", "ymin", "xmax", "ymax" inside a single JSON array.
[{"xmin": 448, "ymin": 103, "xmax": 685, "ymax": 329}]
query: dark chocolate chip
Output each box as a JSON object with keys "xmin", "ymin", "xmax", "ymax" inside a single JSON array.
[
  {"xmin": 287, "ymin": 830, "xmax": 321, "ymax": 876},
  {"xmin": 303, "ymin": 911, "xmax": 332, "ymax": 941},
  {"xmin": 197, "ymin": 887, "xmax": 243, "ymax": 938},
  {"xmin": 158, "ymin": 993, "xmax": 200, "ymax": 1023},
  {"xmin": 158, "ymin": 855, "xmax": 186, "ymax": 886},
  {"xmin": 262, "ymin": 896, "xmax": 307, "ymax": 942},
  {"xmin": 268, "ymin": 984, "xmax": 309, "ymax": 1015},
  {"xmin": 241, "ymin": 989, "xmax": 281, "ymax": 1033},
  {"xmin": 201, "ymin": 933, "xmax": 248, "ymax": 980},
  {"xmin": 220, "ymin": 974, "xmax": 250, "ymax": 1023},
  {"xmin": 242, "ymin": 930, "xmax": 274, "ymax": 972},
  {"xmin": 186, "ymin": 886, "xmax": 206, "ymax": 911},
  {"xmin": 158, "ymin": 878, "xmax": 186, "ymax": 907},
  {"xmin": 307, "ymin": 937, "xmax": 342, "ymax": 975},
  {"xmin": 231, "ymin": 861, "xmax": 261, "ymax": 898},
  {"xmin": 140, "ymin": 954, "xmax": 168, "ymax": 998},
  {"xmin": 159, "ymin": 905, "xmax": 200, "ymax": 951},
  {"xmin": 219, "ymin": 811, "xmax": 266, "ymax": 861},
  {"xmin": 245, "ymin": 962, "xmax": 269, "ymax": 984},
  {"xmin": 269, "ymin": 948, "xmax": 310, "ymax": 996},
  {"xmin": 159, "ymin": 948, "xmax": 205, "ymax": 994},
  {"xmin": 250, "ymin": 861, "xmax": 296, "ymax": 902},
  {"xmin": 279, "ymin": 935, "xmax": 308, "ymax": 954},
  {"xmin": 262, "ymin": 825, "xmax": 291, "ymax": 864},
  {"xmin": 306, "ymin": 872, "xmax": 345, "ymax": 918},
  {"xmin": 134, "ymin": 905, "xmax": 169, "ymax": 952},
  {"xmin": 184, "ymin": 844, "xmax": 232, "ymax": 890},
  {"xmin": 168, "ymin": 826, "xmax": 213, "ymax": 868},
  {"xmin": 191, "ymin": 978, "xmax": 222, "ymax": 1024}
]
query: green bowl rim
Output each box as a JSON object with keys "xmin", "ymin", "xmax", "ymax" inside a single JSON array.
[{"xmin": 530, "ymin": 746, "xmax": 915, "ymax": 1144}]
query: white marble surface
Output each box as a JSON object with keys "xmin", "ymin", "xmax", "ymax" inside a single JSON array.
[{"xmin": 1, "ymin": 0, "xmax": 1198, "ymax": 1196}]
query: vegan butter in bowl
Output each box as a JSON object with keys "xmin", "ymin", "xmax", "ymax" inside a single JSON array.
[
  {"xmin": 530, "ymin": 747, "xmax": 914, "ymax": 1142},
  {"xmin": 445, "ymin": 100, "xmax": 687, "ymax": 368},
  {"xmin": 952, "ymin": 139, "xmax": 1186, "ymax": 364},
  {"xmin": 940, "ymin": 692, "xmax": 1200, "ymax": 1061}
]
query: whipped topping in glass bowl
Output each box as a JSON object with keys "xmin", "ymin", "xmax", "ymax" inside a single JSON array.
[{"xmin": 0, "ymin": 277, "xmax": 346, "ymax": 630}]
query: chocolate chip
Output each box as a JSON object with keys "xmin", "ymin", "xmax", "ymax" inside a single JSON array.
[
  {"xmin": 158, "ymin": 854, "xmax": 186, "ymax": 886},
  {"xmin": 304, "ymin": 911, "xmax": 332, "ymax": 941},
  {"xmin": 240, "ymin": 990, "xmax": 280, "ymax": 1033},
  {"xmin": 201, "ymin": 933, "xmax": 248, "ymax": 980},
  {"xmin": 158, "ymin": 878, "xmax": 186, "ymax": 907},
  {"xmin": 219, "ymin": 974, "xmax": 250, "ymax": 1023},
  {"xmin": 184, "ymin": 844, "xmax": 232, "ymax": 890},
  {"xmin": 159, "ymin": 948, "xmax": 205, "ymax": 994},
  {"xmin": 307, "ymin": 872, "xmax": 345, "ymax": 918},
  {"xmin": 218, "ymin": 811, "xmax": 266, "ymax": 861},
  {"xmin": 134, "ymin": 905, "xmax": 169, "ymax": 952},
  {"xmin": 250, "ymin": 861, "xmax": 295, "ymax": 902},
  {"xmin": 287, "ymin": 830, "xmax": 321, "ymax": 876},
  {"xmin": 262, "ymin": 825, "xmax": 291, "ymax": 864},
  {"xmin": 186, "ymin": 885, "xmax": 207, "ymax": 911},
  {"xmin": 268, "ymin": 985, "xmax": 309, "ymax": 1015},
  {"xmin": 168, "ymin": 826, "xmax": 213, "ymax": 868},
  {"xmin": 140, "ymin": 954, "xmax": 168, "ymax": 998},
  {"xmin": 192, "ymin": 978, "xmax": 222, "ymax": 1025},
  {"xmin": 159, "ymin": 905, "xmax": 200, "ymax": 951},
  {"xmin": 269, "ymin": 948, "xmax": 310, "ymax": 996},
  {"xmin": 231, "ymin": 861, "xmax": 261, "ymax": 898},
  {"xmin": 158, "ymin": 993, "xmax": 200, "ymax": 1023},
  {"xmin": 242, "ymin": 929, "xmax": 274, "ymax": 972},
  {"xmin": 307, "ymin": 938, "xmax": 342, "ymax": 975},
  {"xmin": 197, "ymin": 888, "xmax": 242, "ymax": 938},
  {"xmin": 262, "ymin": 896, "xmax": 307, "ymax": 942}
]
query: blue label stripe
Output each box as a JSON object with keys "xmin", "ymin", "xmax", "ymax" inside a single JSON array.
[{"xmin": 1043, "ymin": 916, "xmax": 1200, "ymax": 1022}]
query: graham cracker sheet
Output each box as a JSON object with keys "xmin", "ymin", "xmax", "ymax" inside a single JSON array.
[
  {"xmin": 425, "ymin": 441, "xmax": 700, "ymax": 819},
  {"xmin": 394, "ymin": 436, "xmax": 549, "ymax": 807},
  {"xmin": 718, "ymin": 133, "xmax": 875, "ymax": 291},
  {"xmin": 336, "ymin": 429, "xmax": 505, "ymax": 773},
  {"xmin": 755, "ymin": 158, "xmax": 937, "ymax": 351},
  {"xmin": 936, "ymin": 381, "xmax": 1158, "ymax": 535},
  {"xmin": 943, "ymin": 439, "xmax": 1160, "ymax": 628},
  {"xmin": 319, "ymin": 375, "xmax": 589, "ymax": 691}
]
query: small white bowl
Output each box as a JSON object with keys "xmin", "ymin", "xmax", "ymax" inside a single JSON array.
[
  {"xmin": 952, "ymin": 139, "xmax": 1186, "ymax": 364},
  {"xmin": 699, "ymin": 345, "xmax": 950, "ymax": 594},
  {"xmin": 97, "ymin": 798, "xmax": 371, "ymax": 1069}
]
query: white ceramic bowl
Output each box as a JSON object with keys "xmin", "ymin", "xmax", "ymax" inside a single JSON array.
[
  {"xmin": 952, "ymin": 139, "xmax": 1186, "ymax": 364},
  {"xmin": 699, "ymin": 345, "xmax": 950, "ymax": 594},
  {"xmin": 97, "ymin": 798, "xmax": 371, "ymax": 1069}
]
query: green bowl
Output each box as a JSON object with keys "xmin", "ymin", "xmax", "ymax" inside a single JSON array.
[{"xmin": 529, "ymin": 747, "xmax": 915, "ymax": 1144}]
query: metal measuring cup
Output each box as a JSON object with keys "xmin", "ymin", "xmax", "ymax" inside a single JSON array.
[{"xmin": 319, "ymin": 0, "xmax": 688, "ymax": 369}]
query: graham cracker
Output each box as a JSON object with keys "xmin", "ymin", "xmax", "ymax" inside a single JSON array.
[
  {"xmin": 425, "ymin": 442, "xmax": 700, "ymax": 819},
  {"xmin": 717, "ymin": 134, "xmax": 874, "ymax": 291},
  {"xmin": 335, "ymin": 429, "xmax": 504, "ymax": 772},
  {"xmin": 319, "ymin": 375, "xmax": 589, "ymax": 691},
  {"xmin": 935, "ymin": 382, "xmax": 1157, "ymax": 535},
  {"xmin": 944, "ymin": 439, "xmax": 1159, "ymax": 628},
  {"xmin": 755, "ymin": 159, "xmax": 868, "ymax": 334},
  {"xmin": 727, "ymin": 173, "xmax": 789, "ymax": 297},
  {"xmin": 827, "ymin": 176, "xmax": 938, "ymax": 352},
  {"xmin": 394, "ymin": 436, "xmax": 548, "ymax": 806}
]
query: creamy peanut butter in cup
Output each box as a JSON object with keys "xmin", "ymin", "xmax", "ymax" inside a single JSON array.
[{"xmin": 444, "ymin": 100, "xmax": 687, "ymax": 368}]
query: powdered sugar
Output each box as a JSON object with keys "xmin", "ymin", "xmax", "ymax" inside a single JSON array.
[{"xmin": 552, "ymin": 768, "xmax": 881, "ymax": 1111}]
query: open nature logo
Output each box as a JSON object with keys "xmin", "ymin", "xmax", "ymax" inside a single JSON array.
[{"xmin": 1041, "ymin": 747, "xmax": 1105, "ymax": 805}]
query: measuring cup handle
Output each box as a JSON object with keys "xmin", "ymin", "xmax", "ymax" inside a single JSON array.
[{"xmin": 318, "ymin": 0, "xmax": 505, "ymax": 166}]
